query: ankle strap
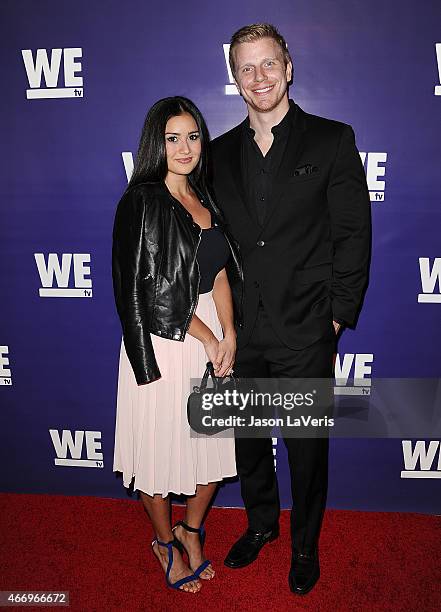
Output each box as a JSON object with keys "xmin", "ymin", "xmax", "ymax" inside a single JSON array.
[
  {"xmin": 176, "ymin": 520, "xmax": 203, "ymax": 534},
  {"xmin": 155, "ymin": 537, "xmax": 181, "ymax": 549}
]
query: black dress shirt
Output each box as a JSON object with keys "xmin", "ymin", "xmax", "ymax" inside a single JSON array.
[{"xmin": 241, "ymin": 101, "xmax": 295, "ymax": 226}]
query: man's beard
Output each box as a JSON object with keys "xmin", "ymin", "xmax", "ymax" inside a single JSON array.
[{"xmin": 242, "ymin": 83, "xmax": 287, "ymax": 113}]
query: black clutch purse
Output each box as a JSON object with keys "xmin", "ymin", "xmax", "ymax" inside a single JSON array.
[{"xmin": 187, "ymin": 362, "xmax": 239, "ymax": 436}]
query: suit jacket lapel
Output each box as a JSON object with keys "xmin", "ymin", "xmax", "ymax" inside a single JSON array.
[{"xmin": 257, "ymin": 104, "xmax": 307, "ymax": 235}]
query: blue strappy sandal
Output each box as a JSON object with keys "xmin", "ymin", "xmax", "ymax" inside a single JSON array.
[
  {"xmin": 151, "ymin": 537, "xmax": 200, "ymax": 591},
  {"xmin": 172, "ymin": 520, "xmax": 213, "ymax": 579}
]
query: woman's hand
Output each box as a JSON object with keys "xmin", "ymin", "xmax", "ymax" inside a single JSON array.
[
  {"xmin": 211, "ymin": 268, "xmax": 236, "ymax": 377},
  {"xmin": 214, "ymin": 332, "xmax": 236, "ymax": 377},
  {"xmin": 203, "ymin": 335, "xmax": 220, "ymax": 368}
]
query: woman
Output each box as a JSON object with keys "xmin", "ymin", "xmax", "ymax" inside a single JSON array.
[{"xmin": 112, "ymin": 97, "xmax": 243, "ymax": 593}]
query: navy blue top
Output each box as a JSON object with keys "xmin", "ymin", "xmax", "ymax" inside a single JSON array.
[{"xmin": 197, "ymin": 225, "xmax": 230, "ymax": 294}]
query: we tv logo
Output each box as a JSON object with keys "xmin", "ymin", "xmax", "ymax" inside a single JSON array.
[
  {"xmin": 401, "ymin": 440, "xmax": 441, "ymax": 478},
  {"xmin": 334, "ymin": 353, "xmax": 373, "ymax": 396},
  {"xmin": 223, "ymin": 44, "xmax": 238, "ymax": 95},
  {"xmin": 122, "ymin": 152, "xmax": 134, "ymax": 182},
  {"xmin": 359, "ymin": 152, "xmax": 387, "ymax": 202},
  {"xmin": 418, "ymin": 257, "xmax": 441, "ymax": 303},
  {"xmin": 21, "ymin": 48, "xmax": 83, "ymax": 99},
  {"xmin": 34, "ymin": 253, "xmax": 92, "ymax": 297},
  {"xmin": 0, "ymin": 346, "xmax": 12, "ymax": 386},
  {"xmin": 272, "ymin": 437, "xmax": 277, "ymax": 470},
  {"xmin": 435, "ymin": 43, "xmax": 441, "ymax": 96},
  {"xmin": 49, "ymin": 429, "xmax": 103, "ymax": 468}
]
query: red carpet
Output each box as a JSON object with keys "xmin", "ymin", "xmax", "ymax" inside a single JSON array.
[{"xmin": 0, "ymin": 493, "xmax": 440, "ymax": 611}]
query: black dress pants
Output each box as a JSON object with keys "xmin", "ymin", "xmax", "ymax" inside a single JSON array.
[{"xmin": 234, "ymin": 302, "xmax": 335, "ymax": 554}]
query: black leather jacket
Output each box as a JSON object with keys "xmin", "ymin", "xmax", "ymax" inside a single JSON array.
[{"xmin": 112, "ymin": 181, "xmax": 243, "ymax": 385}]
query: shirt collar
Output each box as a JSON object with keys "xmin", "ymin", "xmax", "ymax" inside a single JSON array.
[{"xmin": 244, "ymin": 99, "xmax": 296, "ymax": 138}]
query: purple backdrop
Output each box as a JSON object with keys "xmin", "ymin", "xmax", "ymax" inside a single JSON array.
[{"xmin": 1, "ymin": 0, "xmax": 441, "ymax": 513}]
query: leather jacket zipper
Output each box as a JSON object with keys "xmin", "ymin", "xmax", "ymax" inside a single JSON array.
[{"xmin": 183, "ymin": 227, "xmax": 202, "ymax": 334}]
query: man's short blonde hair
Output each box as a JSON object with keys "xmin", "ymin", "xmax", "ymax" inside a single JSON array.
[{"xmin": 229, "ymin": 23, "xmax": 292, "ymax": 77}]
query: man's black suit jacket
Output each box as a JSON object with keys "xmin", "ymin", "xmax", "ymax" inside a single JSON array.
[{"xmin": 210, "ymin": 102, "xmax": 371, "ymax": 350}]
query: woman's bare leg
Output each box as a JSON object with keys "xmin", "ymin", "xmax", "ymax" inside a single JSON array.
[
  {"xmin": 173, "ymin": 483, "xmax": 218, "ymax": 580},
  {"xmin": 140, "ymin": 491, "xmax": 201, "ymax": 592}
]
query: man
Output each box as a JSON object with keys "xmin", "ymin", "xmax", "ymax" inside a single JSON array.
[{"xmin": 210, "ymin": 24, "xmax": 371, "ymax": 595}]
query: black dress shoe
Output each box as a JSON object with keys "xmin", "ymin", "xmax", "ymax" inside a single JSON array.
[
  {"xmin": 288, "ymin": 550, "xmax": 320, "ymax": 595},
  {"xmin": 224, "ymin": 527, "xmax": 279, "ymax": 568}
]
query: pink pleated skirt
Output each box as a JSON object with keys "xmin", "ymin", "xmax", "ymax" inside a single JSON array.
[{"xmin": 113, "ymin": 290, "xmax": 237, "ymax": 497}]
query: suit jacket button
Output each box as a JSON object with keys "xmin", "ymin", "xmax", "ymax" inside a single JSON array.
[{"xmin": 257, "ymin": 240, "xmax": 265, "ymax": 247}]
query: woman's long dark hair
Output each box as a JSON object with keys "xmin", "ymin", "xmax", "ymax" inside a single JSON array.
[{"xmin": 128, "ymin": 96, "xmax": 211, "ymax": 193}]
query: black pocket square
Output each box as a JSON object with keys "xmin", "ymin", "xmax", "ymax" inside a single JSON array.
[{"xmin": 294, "ymin": 164, "xmax": 318, "ymax": 176}]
